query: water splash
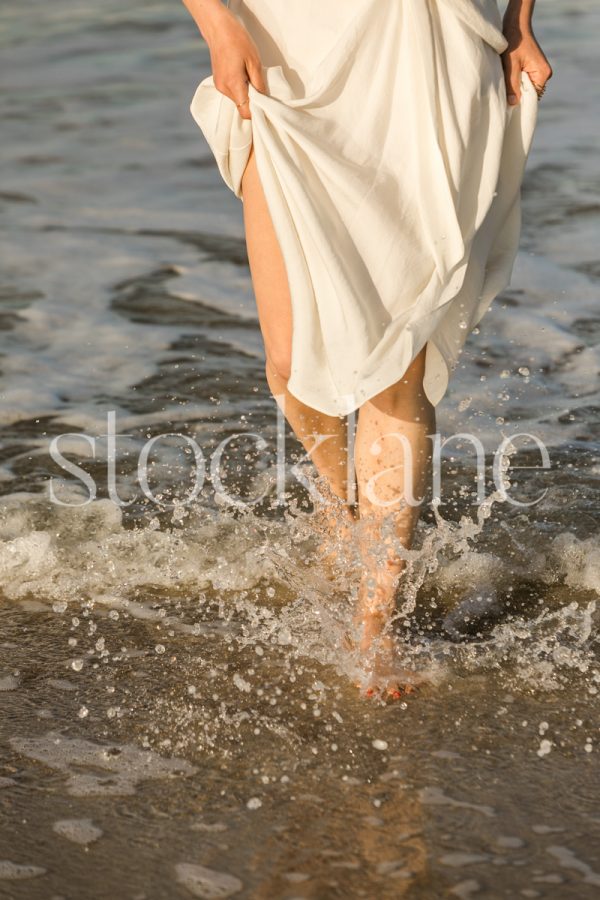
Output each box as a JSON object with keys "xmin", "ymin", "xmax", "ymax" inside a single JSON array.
[{"xmin": 0, "ymin": 438, "xmax": 598, "ymax": 720}]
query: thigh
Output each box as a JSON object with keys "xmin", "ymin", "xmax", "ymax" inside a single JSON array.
[
  {"xmin": 241, "ymin": 146, "xmax": 293, "ymax": 369},
  {"xmin": 364, "ymin": 345, "xmax": 432, "ymax": 419}
]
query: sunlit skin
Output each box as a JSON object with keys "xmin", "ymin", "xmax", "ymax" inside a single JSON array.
[{"xmin": 182, "ymin": 0, "xmax": 552, "ymax": 700}]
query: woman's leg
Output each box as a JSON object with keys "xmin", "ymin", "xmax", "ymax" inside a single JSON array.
[
  {"xmin": 241, "ymin": 144, "xmax": 433, "ymax": 696},
  {"xmin": 353, "ymin": 347, "xmax": 436, "ymax": 695},
  {"xmin": 241, "ymin": 146, "xmax": 355, "ymax": 520}
]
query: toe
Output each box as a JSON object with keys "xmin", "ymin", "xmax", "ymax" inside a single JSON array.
[{"xmin": 385, "ymin": 683, "xmax": 416, "ymax": 700}]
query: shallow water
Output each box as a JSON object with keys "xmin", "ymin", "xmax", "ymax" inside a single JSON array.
[{"xmin": 1, "ymin": 0, "xmax": 600, "ymax": 897}]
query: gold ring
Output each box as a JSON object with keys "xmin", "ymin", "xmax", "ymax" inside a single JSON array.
[{"xmin": 236, "ymin": 97, "xmax": 249, "ymax": 108}]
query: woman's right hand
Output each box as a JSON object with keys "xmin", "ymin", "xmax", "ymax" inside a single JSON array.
[{"xmin": 204, "ymin": 6, "xmax": 266, "ymax": 120}]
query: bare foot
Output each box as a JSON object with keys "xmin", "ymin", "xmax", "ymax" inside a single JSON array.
[{"xmin": 348, "ymin": 568, "xmax": 417, "ymax": 701}]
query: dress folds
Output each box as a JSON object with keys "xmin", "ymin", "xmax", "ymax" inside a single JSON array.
[{"xmin": 190, "ymin": 0, "xmax": 538, "ymax": 416}]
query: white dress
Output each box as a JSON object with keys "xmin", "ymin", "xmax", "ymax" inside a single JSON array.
[{"xmin": 190, "ymin": 0, "xmax": 538, "ymax": 416}]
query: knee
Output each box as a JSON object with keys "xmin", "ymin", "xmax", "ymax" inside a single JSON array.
[
  {"xmin": 372, "ymin": 354, "xmax": 433, "ymax": 418},
  {"xmin": 389, "ymin": 366, "xmax": 427, "ymax": 403},
  {"xmin": 265, "ymin": 349, "xmax": 292, "ymax": 384},
  {"xmin": 382, "ymin": 382, "xmax": 433, "ymax": 421}
]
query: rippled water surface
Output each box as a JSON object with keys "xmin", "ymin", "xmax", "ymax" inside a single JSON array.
[{"xmin": 1, "ymin": 1, "xmax": 600, "ymax": 897}]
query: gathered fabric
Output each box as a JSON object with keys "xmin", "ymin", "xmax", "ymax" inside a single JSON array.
[{"xmin": 190, "ymin": 0, "xmax": 538, "ymax": 416}]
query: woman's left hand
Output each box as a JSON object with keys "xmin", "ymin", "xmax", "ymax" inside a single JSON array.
[{"xmin": 501, "ymin": 26, "xmax": 553, "ymax": 105}]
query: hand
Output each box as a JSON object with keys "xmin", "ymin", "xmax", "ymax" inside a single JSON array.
[
  {"xmin": 205, "ymin": 7, "xmax": 266, "ymax": 119},
  {"xmin": 501, "ymin": 25, "xmax": 552, "ymax": 106}
]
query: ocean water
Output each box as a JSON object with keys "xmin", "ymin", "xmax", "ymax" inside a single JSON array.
[{"xmin": 1, "ymin": 1, "xmax": 599, "ymax": 897}]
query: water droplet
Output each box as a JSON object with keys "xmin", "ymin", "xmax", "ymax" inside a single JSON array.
[
  {"xmin": 277, "ymin": 628, "xmax": 292, "ymax": 645},
  {"xmin": 233, "ymin": 674, "xmax": 251, "ymax": 693}
]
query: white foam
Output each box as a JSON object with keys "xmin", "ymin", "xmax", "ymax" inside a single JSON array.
[
  {"xmin": 175, "ymin": 863, "xmax": 243, "ymax": 898},
  {"xmin": 0, "ymin": 674, "xmax": 19, "ymax": 691},
  {"xmin": 546, "ymin": 846, "xmax": 600, "ymax": 887},
  {"xmin": 0, "ymin": 492, "xmax": 273, "ymax": 604},
  {"xmin": 439, "ymin": 853, "xmax": 490, "ymax": 868},
  {"xmin": 52, "ymin": 818, "xmax": 103, "ymax": 845},
  {"xmin": 419, "ymin": 787, "xmax": 495, "ymax": 818},
  {"xmin": 11, "ymin": 731, "xmax": 195, "ymax": 796},
  {"xmin": 449, "ymin": 880, "xmax": 481, "ymax": 899},
  {"xmin": 0, "ymin": 860, "xmax": 46, "ymax": 880},
  {"xmin": 189, "ymin": 821, "xmax": 228, "ymax": 833}
]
